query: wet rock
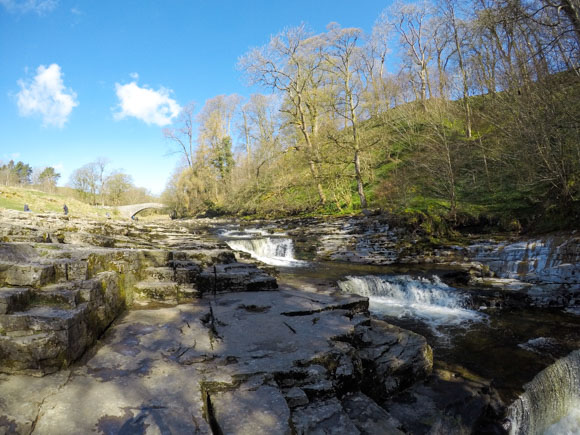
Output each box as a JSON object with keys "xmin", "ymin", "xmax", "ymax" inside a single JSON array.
[
  {"xmin": 356, "ymin": 319, "xmax": 433, "ymax": 401},
  {"xmin": 384, "ymin": 363, "xmax": 505, "ymax": 434},
  {"xmin": 469, "ymin": 236, "xmax": 580, "ymax": 289}
]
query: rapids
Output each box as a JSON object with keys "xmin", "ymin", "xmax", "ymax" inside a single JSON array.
[{"xmin": 338, "ymin": 274, "xmax": 485, "ymax": 332}]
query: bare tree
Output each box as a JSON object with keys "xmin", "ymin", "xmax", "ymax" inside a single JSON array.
[
  {"xmin": 386, "ymin": 1, "xmax": 435, "ymax": 108},
  {"xmin": 94, "ymin": 157, "xmax": 109, "ymax": 206},
  {"xmin": 239, "ymin": 25, "xmax": 328, "ymax": 205},
  {"xmin": 440, "ymin": 0, "xmax": 473, "ymax": 137},
  {"xmin": 362, "ymin": 16, "xmax": 393, "ymax": 115},
  {"xmin": 163, "ymin": 102, "xmax": 196, "ymax": 168},
  {"xmin": 325, "ymin": 24, "xmax": 369, "ymax": 208}
]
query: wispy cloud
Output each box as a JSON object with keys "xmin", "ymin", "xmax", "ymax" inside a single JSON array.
[
  {"xmin": 0, "ymin": 0, "xmax": 59, "ymax": 15},
  {"xmin": 114, "ymin": 79, "xmax": 181, "ymax": 127},
  {"xmin": 16, "ymin": 63, "xmax": 79, "ymax": 128}
]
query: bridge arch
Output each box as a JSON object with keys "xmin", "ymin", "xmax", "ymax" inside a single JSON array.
[{"xmin": 116, "ymin": 202, "xmax": 167, "ymax": 219}]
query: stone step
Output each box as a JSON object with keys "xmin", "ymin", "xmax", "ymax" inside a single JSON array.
[
  {"xmin": 0, "ymin": 303, "xmax": 89, "ymax": 335},
  {"xmin": 133, "ymin": 280, "xmax": 201, "ymax": 304},
  {"xmin": 0, "ymin": 288, "xmax": 33, "ymax": 314},
  {"xmin": 178, "ymin": 283, "xmax": 201, "ymax": 301},
  {"xmin": 38, "ymin": 278, "xmax": 101, "ymax": 305},
  {"xmin": 143, "ymin": 266, "xmax": 175, "ymax": 282},
  {"xmin": 143, "ymin": 263, "xmax": 204, "ymax": 284},
  {"xmin": 53, "ymin": 259, "xmax": 88, "ymax": 282},
  {"xmin": 134, "ymin": 281, "xmax": 180, "ymax": 303},
  {"xmin": 197, "ymin": 262, "xmax": 278, "ymax": 294},
  {"xmin": 169, "ymin": 261, "xmax": 203, "ymax": 284},
  {"xmin": 0, "ymin": 258, "xmax": 89, "ymax": 289},
  {"xmin": 32, "ymin": 288, "xmax": 81, "ymax": 309},
  {"xmin": 0, "ymin": 304, "xmax": 93, "ymax": 375}
]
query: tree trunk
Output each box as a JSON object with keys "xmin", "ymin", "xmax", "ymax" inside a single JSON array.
[{"xmin": 297, "ymin": 98, "xmax": 326, "ymax": 205}]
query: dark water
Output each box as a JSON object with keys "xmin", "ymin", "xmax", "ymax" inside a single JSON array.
[{"xmin": 277, "ymin": 260, "xmax": 580, "ymax": 404}]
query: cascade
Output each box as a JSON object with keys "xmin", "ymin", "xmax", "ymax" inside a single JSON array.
[
  {"xmin": 338, "ymin": 275, "xmax": 484, "ymax": 330},
  {"xmin": 506, "ymin": 350, "xmax": 580, "ymax": 435},
  {"xmin": 224, "ymin": 235, "xmax": 305, "ymax": 267}
]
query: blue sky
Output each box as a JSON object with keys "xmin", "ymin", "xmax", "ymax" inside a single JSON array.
[{"xmin": 0, "ymin": 0, "xmax": 392, "ymax": 194}]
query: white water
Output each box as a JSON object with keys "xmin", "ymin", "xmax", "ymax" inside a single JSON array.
[
  {"xmin": 225, "ymin": 236, "xmax": 306, "ymax": 267},
  {"xmin": 544, "ymin": 401, "xmax": 580, "ymax": 435},
  {"xmin": 508, "ymin": 350, "xmax": 580, "ymax": 435},
  {"xmin": 338, "ymin": 275, "xmax": 484, "ymax": 331}
]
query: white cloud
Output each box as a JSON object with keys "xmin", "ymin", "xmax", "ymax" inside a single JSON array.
[
  {"xmin": 114, "ymin": 80, "xmax": 181, "ymax": 127},
  {"xmin": 0, "ymin": 0, "xmax": 58, "ymax": 15},
  {"xmin": 16, "ymin": 64, "xmax": 79, "ymax": 128}
]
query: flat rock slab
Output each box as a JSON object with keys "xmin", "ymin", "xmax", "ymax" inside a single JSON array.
[
  {"xmin": 210, "ymin": 385, "xmax": 291, "ymax": 434},
  {"xmin": 0, "ymin": 289, "xmax": 371, "ymax": 434}
]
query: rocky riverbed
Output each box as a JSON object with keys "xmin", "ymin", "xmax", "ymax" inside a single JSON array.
[
  {"xmin": 1, "ymin": 209, "xmax": 579, "ymax": 434},
  {"xmin": 0, "ymin": 210, "xmax": 435, "ymax": 434}
]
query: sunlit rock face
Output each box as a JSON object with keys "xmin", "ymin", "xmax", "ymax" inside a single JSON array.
[
  {"xmin": 0, "ymin": 209, "xmax": 241, "ymax": 375},
  {"xmin": 468, "ymin": 236, "xmax": 580, "ymax": 307},
  {"xmin": 469, "ymin": 236, "xmax": 580, "ymax": 286}
]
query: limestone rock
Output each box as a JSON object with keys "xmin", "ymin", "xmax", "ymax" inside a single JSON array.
[
  {"xmin": 197, "ymin": 262, "xmax": 277, "ymax": 294},
  {"xmin": 209, "ymin": 385, "xmax": 292, "ymax": 434},
  {"xmin": 356, "ymin": 319, "xmax": 433, "ymax": 401},
  {"xmin": 291, "ymin": 398, "xmax": 360, "ymax": 435}
]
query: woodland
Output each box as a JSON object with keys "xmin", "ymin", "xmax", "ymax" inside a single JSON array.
[{"xmin": 160, "ymin": 0, "xmax": 580, "ymax": 233}]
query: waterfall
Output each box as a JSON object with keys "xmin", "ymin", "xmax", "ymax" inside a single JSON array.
[
  {"xmin": 338, "ymin": 275, "xmax": 484, "ymax": 330},
  {"xmin": 225, "ymin": 237, "xmax": 305, "ymax": 267},
  {"xmin": 506, "ymin": 350, "xmax": 580, "ymax": 435}
]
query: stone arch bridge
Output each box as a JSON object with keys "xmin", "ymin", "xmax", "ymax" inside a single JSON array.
[{"xmin": 116, "ymin": 203, "xmax": 167, "ymax": 219}]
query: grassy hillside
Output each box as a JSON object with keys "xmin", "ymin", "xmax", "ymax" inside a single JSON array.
[
  {"xmin": 0, "ymin": 186, "xmax": 115, "ymax": 218},
  {"xmin": 0, "ymin": 185, "xmax": 171, "ymax": 221}
]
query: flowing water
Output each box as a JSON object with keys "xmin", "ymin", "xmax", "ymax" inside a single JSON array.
[
  {"xmin": 219, "ymin": 229, "xmax": 307, "ymax": 267},
  {"xmin": 507, "ymin": 350, "xmax": 580, "ymax": 434},
  {"xmin": 338, "ymin": 274, "xmax": 485, "ymax": 334},
  {"xmin": 211, "ymin": 225, "xmax": 580, "ymax": 432}
]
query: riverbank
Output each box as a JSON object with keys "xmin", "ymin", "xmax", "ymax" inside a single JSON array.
[{"xmin": 1, "ymin": 209, "xmax": 579, "ymax": 433}]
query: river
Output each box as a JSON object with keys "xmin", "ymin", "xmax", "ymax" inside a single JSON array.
[{"xmin": 214, "ymin": 223, "xmax": 580, "ymax": 434}]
